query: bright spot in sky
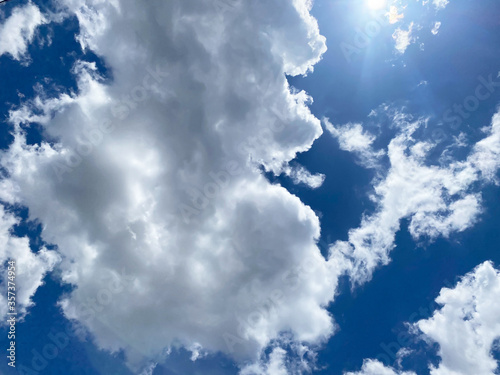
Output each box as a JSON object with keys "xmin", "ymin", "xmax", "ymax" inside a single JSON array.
[{"xmin": 366, "ymin": 0, "xmax": 387, "ymax": 9}]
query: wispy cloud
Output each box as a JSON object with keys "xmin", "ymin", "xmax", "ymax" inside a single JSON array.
[
  {"xmin": 0, "ymin": 3, "xmax": 46, "ymax": 61},
  {"xmin": 329, "ymin": 109, "xmax": 500, "ymax": 285},
  {"xmin": 392, "ymin": 23, "xmax": 414, "ymax": 54}
]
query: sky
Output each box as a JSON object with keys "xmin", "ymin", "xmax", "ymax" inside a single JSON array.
[{"xmin": 0, "ymin": 0, "xmax": 499, "ymax": 374}]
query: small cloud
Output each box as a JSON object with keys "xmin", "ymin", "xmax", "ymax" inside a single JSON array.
[
  {"xmin": 387, "ymin": 6, "xmax": 404, "ymax": 24},
  {"xmin": 433, "ymin": 0, "xmax": 449, "ymax": 9},
  {"xmin": 431, "ymin": 21, "xmax": 441, "ymax": 35},
  {"xmin": 393, "ymin": 22, "xmax": 414, "ymax": 54},
  {"xmin": 283, "ymin": 164, "xmax": 325, "ymax": 189},
  {"xmin": 323, "ymin": 118, "xmax": 384, "ymax": 168}
]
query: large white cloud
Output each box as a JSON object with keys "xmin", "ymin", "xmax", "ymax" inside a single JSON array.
[
  {"xmin": 0, "ymin": 0, "xmax": 338, "ymax": 372},
  {"xmin": 1, "ymin": 0, "xmax": 498, "ymax": 373}
]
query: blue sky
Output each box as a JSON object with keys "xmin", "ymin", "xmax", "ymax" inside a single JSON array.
[{"xmin": 0, "ymin": 0, "xmax": 499, "ymax": 374}]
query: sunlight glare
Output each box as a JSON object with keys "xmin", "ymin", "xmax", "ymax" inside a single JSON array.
[{"xmin": 366, "ymin": 0, "xmax": 387, "ymax": 10}]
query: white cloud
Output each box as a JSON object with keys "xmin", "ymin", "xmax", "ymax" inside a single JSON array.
[
  {"xmin": 240, "ymin": 347, "xmax": 289, "ymax": 375},
  {"xmin": 416, "ymin": 261, "xmax": 500, "ymax": 375},
  {"xmin": 431, "ymin": 21, "xmax": 441, "ymax": 35},
  {"xmin": 433, "ymin": 0, "xmax": 449, "ymax": 10},
  {"xmin": 329, "ymin": 109, "xmax": 500, "ymax": 284},
  {"xmin": 344, "ymin": 262, "xmax": 500, "ymax": 375},
  {"xmin": 387, "ymin": 6, "xmax": 404, "ymax": 25},
  {"xmin": 0, "ymin": 3, "xmax": 46, "ymax": 61},
  {"xmin": 392, "ymin": 23, "xmax": 414, "ymax": 54},
  {"xmin": 323, "ymin": 119, "xmax": 384, "ymax": 168},
  {"xmin": 469, "ymin": 111, "xmax": 500, "ymax": 183},
  {"xmin": 283, "ymin": 164, "xmax": 325, "ymax": 189},
  {"xmin": 240, "ymin": 342, "xmax": 317, "ymax": 375},
  {"xmin": 0, "ymin": 0, "xmax": 339, "ymax": 372},
  {"xmin": 0, "ymin": 204, "xmax": 60, "ymax": 321},
  {"xmin": 0, "ymin": 0, "xmax": 497, "ymax": 373},
  {"xmin": 344, "ymin": 359, "xmax": 416, "ymax": 375}
]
